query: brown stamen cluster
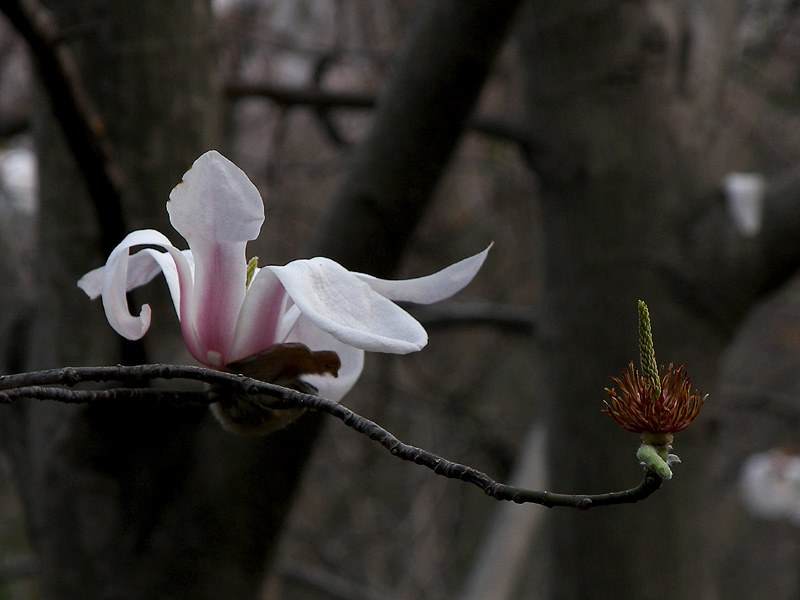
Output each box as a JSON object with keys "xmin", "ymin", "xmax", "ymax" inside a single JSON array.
[{"xmin": 603, "ymin": 362, "xmax": 706, "ymax": 435}]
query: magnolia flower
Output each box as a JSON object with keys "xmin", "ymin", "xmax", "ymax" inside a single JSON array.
[{"xmin": 78, "ymin": 150, "xmax": 489, "ymax": 408}]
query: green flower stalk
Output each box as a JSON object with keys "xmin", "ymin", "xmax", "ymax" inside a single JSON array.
[
  {"xmin": 602, "ymin": 301, "xmax": 707, "ymax": 479},
  {"xmin": 638, "ymin": 300, "xmax": 660, "ymax": 397}
]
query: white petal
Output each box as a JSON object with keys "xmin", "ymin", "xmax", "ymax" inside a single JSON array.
[
  {"xmin": 284, "ymin": 314, "xmax": 365, "ymax": 402},
  {"xmin": 355, "ymin": 244, "xmax": 491, "ymax": 304},
  {"xmin": 167, "ymin": 150, "xmax": 264, "ymax": 245},
  {"xmin": 226, "ymin": 268, "xmax": 288, "ymax": 364},
  {"xmin": 79, "ymin": 248, "xmax": 193, "ymax": 317},
  {"xmin": 77, "ymin": 265, "xmax": 106, "ymax": 299},
  {"xmin": 277, "ymin": 303, "xmax": 302, "ymax": 343},
  {"xmin": 167, "ymin": 151, "xmax": 266, "ymax": 364},
  {"xmin": 91, "ymin": 229, "xmax": 202, "ymax": 360},
  {"xmin": 267, "ymin": 258, "xmax": 427, "ymax": 354}
]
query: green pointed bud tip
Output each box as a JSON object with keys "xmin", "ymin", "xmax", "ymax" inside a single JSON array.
[
  {"xmin": 246, "ymin": 256, "xmax": 259, "ymax": 288},
  {"xmin": 637, "ymin": 443, "xmax": 673, "ymax": 480},
  {"xmin": 637, "ymin": 300, "xmax": 661, "ymax": 397}
]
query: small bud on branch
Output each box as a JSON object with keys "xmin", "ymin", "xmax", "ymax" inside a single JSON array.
[{"xmin": 604, "ymin": 301, "xmax": 707, "ymax": 480}]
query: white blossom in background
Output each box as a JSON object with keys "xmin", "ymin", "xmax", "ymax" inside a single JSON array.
[
  {"xmin": 0, "ymin": 143, "xmax": 37, "ymax": 215},
  {"xmin": 739, "ymin": 448, "xmax": 800, "ymax": 524},
  {"xmin": 723, "ymin": 172, "xmax": 767, "ymax": 237}
]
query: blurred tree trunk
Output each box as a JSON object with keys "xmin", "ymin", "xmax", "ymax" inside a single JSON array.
[
  {"xmin": 311, "ymin": 0, "xmax": 522, "ymax": 276},
  {"xmin": 518, "ymin": 2, "xmax": 741, "ymax": 598},
  {"xmin": 1, "ymin": 1, "xmax": 320, "ymax": 598}
]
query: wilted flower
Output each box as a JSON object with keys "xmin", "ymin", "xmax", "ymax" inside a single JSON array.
[
  {"xmin": 78, "ymin": 150, "xmax": 489, "ymax": 412},
  {"xmin": 603, "ymin": 361, "xmax": 707, "ymax": 441}
]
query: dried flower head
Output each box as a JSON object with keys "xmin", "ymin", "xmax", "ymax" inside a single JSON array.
[{"xmin": 603, "ymin": 362, "xmax": 707, "ymax": 437}]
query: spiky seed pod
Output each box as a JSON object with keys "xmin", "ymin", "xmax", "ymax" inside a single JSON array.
[{"xmin": 603, "ymin": 362, "xmax": 706, "ymax": 436}]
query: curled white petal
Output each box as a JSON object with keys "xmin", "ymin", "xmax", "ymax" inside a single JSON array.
[
  {"xmin": 87, "ymin": 229, "xmax": 202, "ymax": 360},
  {"xmin": 93, "ymin": 229, "xmax": 177, "ymax": 340},
  {"xmin": 79, "ymin": 248, "xmax": 193, "ymax": 318}
]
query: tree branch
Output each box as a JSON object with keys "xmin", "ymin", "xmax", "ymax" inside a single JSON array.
[
  {"xmin": 0, "ymin": 364, "xmax": 663, "ymax": 510},
  {"xmin": 224, "ymin": 81, "xmax": 534, "ymax": 161}
]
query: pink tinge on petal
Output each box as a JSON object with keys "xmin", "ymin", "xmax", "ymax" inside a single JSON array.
[
  {"xmin": 190, "ymin": 241, "xmax": 248, "ymax": 366},
  {"xmin": 226, "ymin": 268, "xmax": 289, "ymax": 364},
  {"xmin": 166, "ymin": 150, "xmax": 269, "ymax": 366}
]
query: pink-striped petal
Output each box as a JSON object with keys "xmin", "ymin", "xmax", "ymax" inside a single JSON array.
[
  {"xmin": 226, "ymin": 268, "xmax": 288, "ymax": 364},
  {"xmin": 167, "ymin": 150, "xmax": 265, "ymax": 365}
]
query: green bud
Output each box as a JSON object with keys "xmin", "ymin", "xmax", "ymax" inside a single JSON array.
[
  {"xmin": 637, "ymin": 300, "xmax": 661, "ymax": 398},
  {"xmin": 637, "ymin": 443, "xmax": 673, "ymax": 480},
  {"xmin": 246, "ymin": 256, "xmax": 259, "ymax": 288}
]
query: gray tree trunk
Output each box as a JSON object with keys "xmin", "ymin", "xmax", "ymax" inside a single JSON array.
[
  {"xmin": 517, "ymin": 1, "xmax": 753, "ymax": 598},
  {"xmin": 2, "ymin": 1, "xmax": 317, "ymax": 598},
  {"xmin": 311, "ymin": 0, "xmax": 522, "ymax": 275}
]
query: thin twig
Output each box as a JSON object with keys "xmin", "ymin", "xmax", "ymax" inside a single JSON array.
[
  {"xmin": 0, "ymin": 386, "xmax": 214, "ymax": 405},
  {"xmin": 0, "ymin": 364, "xmax": 662, "ymax": 509}
]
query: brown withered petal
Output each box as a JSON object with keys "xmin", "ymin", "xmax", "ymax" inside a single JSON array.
[
  {"xmin": 211, "ymin": 343, "xmax": 341, "ymax": 435},
  {"xmin": 602, "ymin": 362, "xmax": 706, "ymax": 435},
  {"xmin": 225, "ymin": 342, "xmax": 341, "ymax": 383}
]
